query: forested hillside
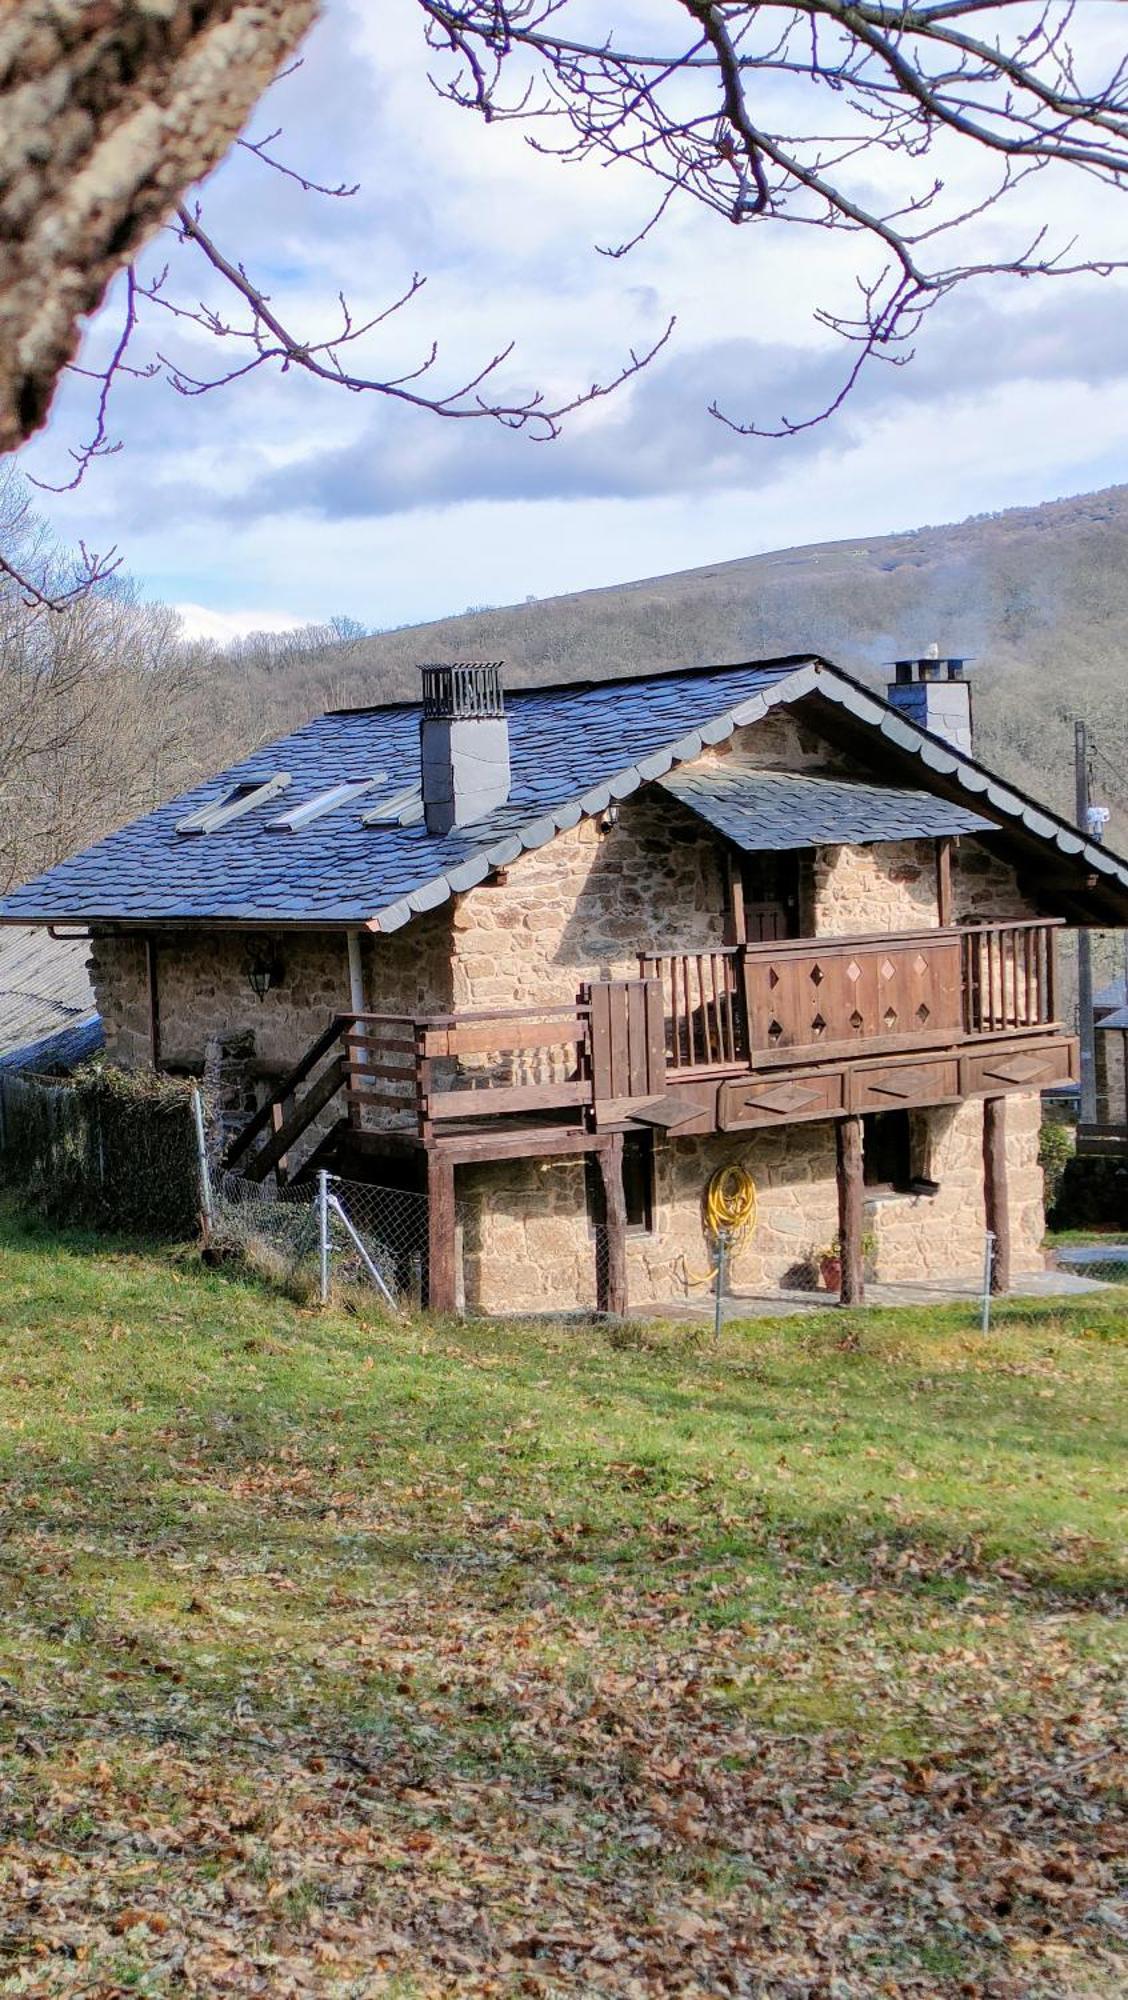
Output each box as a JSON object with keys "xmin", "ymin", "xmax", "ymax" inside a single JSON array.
[
  {"xmin": 199, "ymin": 484, "xmax": 1128, "ymax": 849},
  {"xmin": 3, "ymin": 478, "xmax": 1128, "ymax": 902}
]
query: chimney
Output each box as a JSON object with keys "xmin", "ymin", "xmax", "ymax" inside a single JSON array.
[
  {"xmin": 886, "ymin": 647, "xmax": 973, "ymax": 756},
  {"xmin": 419, "ymin": 662, "xmax": 511, "ymax": 835}
]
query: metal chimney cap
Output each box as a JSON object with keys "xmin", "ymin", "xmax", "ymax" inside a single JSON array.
[{"xmin": 420, "ymin": 662, "xmax": 505, "ymax": 720}]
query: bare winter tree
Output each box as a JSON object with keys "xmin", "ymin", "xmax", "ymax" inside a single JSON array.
[{"xmin": 4, "ymin": 1, "xmax": 1128, "ymax": 600}]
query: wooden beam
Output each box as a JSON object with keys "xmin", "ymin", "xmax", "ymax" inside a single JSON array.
[
  {"xmin": 597, "ymin": 1134, "xmax": 629, "ymax": 1317},
  {"xmin": 936, "ymin": 837, "xmax": 953, "ymax": 927},
  {"xmin": 836, "ymin": 1115, "xmax": 865, "ymax": 1306},
  {"xmin": 426, "ymin": 1152, "xmax": 458, "ymax": 1314},
  {"xmin": 726, "ymin": 853, "xmax": 747, "ymax": 946},
  {"xmin": 983, "ymin": 1095, "xmax": 1011, "ymax": 1295},
  {"xmin": 241, "ymin": 1057, "xmax": 347, "ymax": 1184}
]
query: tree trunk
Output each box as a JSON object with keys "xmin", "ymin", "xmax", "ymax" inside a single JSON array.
[{"xmin": 0, "ymin": 0, "xmax": 320, "ymax": 451}]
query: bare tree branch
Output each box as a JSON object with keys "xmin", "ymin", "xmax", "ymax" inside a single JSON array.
[{"xmin": 419, "ymin": 1, "xmax": 1128, "ymax": 430}]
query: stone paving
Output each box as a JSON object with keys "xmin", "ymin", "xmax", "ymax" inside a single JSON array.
[{"xmin": 659, "ymin": 1264, "xmax": 1120, "ymax": 1324}]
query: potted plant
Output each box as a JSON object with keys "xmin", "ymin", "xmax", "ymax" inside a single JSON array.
[
  {"xmin": 816, "ymin": 1232, "xmax": 878, "ymax": 1291},
  {"xmin": 816, "ymin": 1239, "xmax": 842, "ymax": 1292}
]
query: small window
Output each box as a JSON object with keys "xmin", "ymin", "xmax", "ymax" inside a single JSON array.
[
  {"xmin": 176, "ymin": 772, "xmax": 291, "ymax": 835},
  {"xmin": 863, "ymin": 1110, "xmax": 912, "ymax": 1191},
  {"xmin": 362, "ymin": 785, "xmax": 424, "ymax": 826},
  {"xmin": 586, "ymin": 1131, "xmax": 655, "ymax": 1234},
  {"xmin": 268, "ymin": 776, "xmax": 386, "ymax": 831}
]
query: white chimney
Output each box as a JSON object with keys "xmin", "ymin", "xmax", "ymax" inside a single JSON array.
[
  {"xmin": 419, "ymin": 662, "xmax": 511, "ymax": 835},
  {"xmin": 886, "ymin": 655, "xmax": 973, "ymax": 756}
]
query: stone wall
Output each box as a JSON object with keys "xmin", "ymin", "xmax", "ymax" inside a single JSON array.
[
  {"xmin": 90, "ymin": 911, "xmax": 453, "ymax": 1075},
  {"xmin": 459, "ymin": 1092, "xmax": 1047, "ymax": 1314},
  {"xmin": 812, "ymin": 840, "xmax": 939, "ymax": 936},
  {"xmin": 864, "ymin": 1092, "xmax": 1043, "ymax": 1283},
  {"xmin": 451, "ymin": 789, "xmax": 728, "ymax": 1012},
  {"xmin": 951, "ymin": 840, "xmax": 1037, "ymax": 924}
]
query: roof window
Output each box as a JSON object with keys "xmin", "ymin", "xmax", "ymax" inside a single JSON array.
[
  {"xmin": 176, "ymin": 773, "xmax": 292, "ymax": 836},
  {"xmin": 361, "ymin": 786, "xmax": 424, "ymax": 827},
  {"xmin": 268, "ymin": 776, "xmax": 387, "ymax": 832}
]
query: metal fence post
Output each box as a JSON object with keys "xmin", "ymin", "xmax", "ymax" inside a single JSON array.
[
  {"xmin": 981, "ymin": 1229, "xmax": 996, "ymax": 1335},
  {"xmin": 714, "ymin": 1230, "xmax": 728, "ymax": 1340},
  {"xmin": 318, "ymin": 1169, "xmax": 331, "ymax": 1305},
  {"xmin": 191, "ymin": 1086, "xmax": 214, "ymax": 1234}
]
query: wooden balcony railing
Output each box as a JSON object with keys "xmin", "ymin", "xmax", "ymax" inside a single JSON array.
[
  {"xmin": 226, "ymin": 921, "xmax": 1065, "ymax": 1183},
  {"xmin": 644, "ymin": 920, "xmax": 1061, "ymax": 1076}
]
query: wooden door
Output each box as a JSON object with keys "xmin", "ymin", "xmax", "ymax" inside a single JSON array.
[{"xmin": 742, "ymin": 852, "xmax": 802, "ymax": 942}]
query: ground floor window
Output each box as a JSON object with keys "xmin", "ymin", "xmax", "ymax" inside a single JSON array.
[
  {"xmin": 586, "ymin": 1131, "xmax": 655, "ymax": 1234},
  {"xmin": 863, "ymin": 1109, "xmax": 913, "ymax": 1192}
]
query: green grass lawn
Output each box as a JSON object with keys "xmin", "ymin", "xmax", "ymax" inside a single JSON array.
[{"xmin": 0, "ymin": 1202, "xmax": 1124, "ymax": 1998}]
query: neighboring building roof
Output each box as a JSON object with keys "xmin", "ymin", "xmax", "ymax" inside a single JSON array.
[
  {"xmin": 0, "ymin": 926, "xmax": 99, "ymax": 1066},
  {"xmin": 659, "ymin": 766, "xmax": 993, "ymax": 852},
  {"xmin": 1, "ymin": 654, "xmax": 1127, "ymax": 933},
  {"xmin": 0, "ymin": 1015, "xmax": 104, "ymax": 1075},
  {"xmin": 1095, "ymin": 975, "xmax": 1127, "ymax": 1014},
  {"xmin": 1097, "ymin": 1004, "xmax": 1128, "ymax": 1031}
]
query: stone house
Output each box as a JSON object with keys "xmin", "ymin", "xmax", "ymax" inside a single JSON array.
[{"xmin": 4, "ymin": 652, "xmax": 1127, "ymax": 1314}]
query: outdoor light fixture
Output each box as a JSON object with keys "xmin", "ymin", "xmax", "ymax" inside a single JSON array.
[{"xmin": 246, "ymin": 949, "xmax": 284, "ymax": 1001}]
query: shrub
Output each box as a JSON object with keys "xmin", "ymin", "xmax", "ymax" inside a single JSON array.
[
  {"xmin": 0, "ymin": 1061, "xmax": 201, "ymax": 1237},
  {"xmin": 1038, "ymin": 1119, "xmax": 1075, "ymax": 1213}
]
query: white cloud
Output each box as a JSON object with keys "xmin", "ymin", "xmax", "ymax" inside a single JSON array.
[
  {"xmin": 174, "ymin": 603, "xmax": 310, "ymax": 642},
  {"xmin": 16, "ymin": 0, "xmax": 1128, "ymax": 629}
]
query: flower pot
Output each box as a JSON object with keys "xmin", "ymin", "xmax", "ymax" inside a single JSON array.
[{"xmin": 819, "ymin": 1255, "xmax": 842, "ymax": 1293}]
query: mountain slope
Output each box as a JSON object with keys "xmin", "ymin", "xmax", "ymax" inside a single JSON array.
[{"xmin": 240, "ymin": 483, "xmax": 1128, "ymax": 834}]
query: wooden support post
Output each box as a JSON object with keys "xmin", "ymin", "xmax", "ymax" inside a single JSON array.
[
  {"xmin": 726, "ymin": 853, "xmax": 747, "ymax": 946},
  {"xmin": 983, "ymin": 1095, "xmax": 1010, "ymax": 1295},
  {"xmin": 936, "ymin": 837, "xmax": 953, "ymax": 928},
  {"xmin": 597, "ymin": 1134, "xmax": 629, "ymax": 1317},
  {"xmin": 836, "ymin": 1115, "xmax": 865, "ymax": 1306},
  {"xmin": 426, "ymin": 1151, "xmax": 458, "ymax": 1314}
]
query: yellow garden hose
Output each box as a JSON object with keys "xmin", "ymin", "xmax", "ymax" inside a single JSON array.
[{"xmin": 682, "ymin": 1161, "xmax": 759, "ymax": 1287}]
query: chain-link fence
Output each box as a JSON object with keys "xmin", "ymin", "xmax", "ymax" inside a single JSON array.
[{"xmin": 209, "ymin": 1164, "xmax": 430, "ymax": 1313}]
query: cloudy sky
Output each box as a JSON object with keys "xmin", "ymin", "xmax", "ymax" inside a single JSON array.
[{"xmin": 20, "ymin": 0, "xmax": 1128, "ymax": 640}]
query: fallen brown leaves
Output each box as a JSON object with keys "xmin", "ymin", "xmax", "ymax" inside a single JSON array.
[{"xmin": 0, "ymin": 1555, "xmax": 1124, "ymax": 1999}]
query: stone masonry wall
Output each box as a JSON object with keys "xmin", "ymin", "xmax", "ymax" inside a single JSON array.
[
  {"xmin": 812, "ymin": 840, "xmax": 939, "ymax": 937},
  {"xmin": 451, "ymin": 789, "xmax": 728, "ymax": 1012},
  {"xmin": 865, "ymin": 1091, "xmax": 1044, "ymax": 1283},
  {"xmin": 951, "ymin": 840, "xmax": 1038, "ymax": 923},
  {"xmin": 90, "ymin": 912, "xmax": 453, "ymax": 1074},
  {"xmin": 459, "ymin": 1091, "xmax": 1046, "ymax": 1314}
]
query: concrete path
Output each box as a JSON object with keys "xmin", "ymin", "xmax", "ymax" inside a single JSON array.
[{"xmin": 657, "ymin": 1264, "xmax": 1119, "ymax": 1325}]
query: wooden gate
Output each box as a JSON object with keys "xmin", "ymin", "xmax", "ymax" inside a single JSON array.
[{"xmin": 588, "ymin": 977, "xmax": 667, "ymax": 1113}]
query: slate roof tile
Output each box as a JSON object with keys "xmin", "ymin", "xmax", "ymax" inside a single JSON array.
[
  {"xmin": 1, "ymin": 654, "xmax": 1126, "ymax": 930},
  {"xmin": 661, "ymin": 767, "xmax": 993, "ymax": 850}
]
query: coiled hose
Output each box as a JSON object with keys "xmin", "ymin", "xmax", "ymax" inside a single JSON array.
[{"xmin": 683, "ymin": 1161, "xmax": 759, "ymax": 1286}]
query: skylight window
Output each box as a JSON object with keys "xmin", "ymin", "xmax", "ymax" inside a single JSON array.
[
  {"xmin": 176, "ymin": 773, "xmax": 292, "ymax": 836},
  {"xmin": 361, "ymin": 786, "xmax": 424, "ymax": 827},
  {"xmin": 267, "ymin": 776, "xmax": 387, "ymax": 832}
]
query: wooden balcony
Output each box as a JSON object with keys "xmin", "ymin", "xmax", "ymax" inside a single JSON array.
[
  {"xmin": 642, "ymin": 919, "xmax": 1060, "ymax": 1078},
  {"xmin": 223, "ymin": 920, "xmax": 1072, "ymax": 1186}
]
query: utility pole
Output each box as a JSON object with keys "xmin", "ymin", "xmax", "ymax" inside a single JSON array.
[{"xmin": 1075, "ymin": 719, "xmax": 1097, "ymax": 1126}]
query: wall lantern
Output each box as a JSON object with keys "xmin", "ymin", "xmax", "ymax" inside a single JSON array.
[{"xmin": 247, "ymin": 948, "xmax": 284, "ymax": 1001}]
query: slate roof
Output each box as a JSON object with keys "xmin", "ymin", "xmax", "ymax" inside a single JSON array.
[
  {"xmin": 0, "ymin": 1016, "xmax": 104, "ymax": 1075},
  {"xmin": 1095, "ymin": 975, "xmax": 1127, "ymax": 1014},
  {"xmin": 660, "ymin": 767, "xmax": 993, "ymax": 851},
  {"xmin": 1097, "ymin": 1004, "xmax": 1128, "ymax": 1032},
  {"xmin": 2, "ymin": 653, "xmax": 1127, "ymax": 932},
  {"xmin": 0, "ymin": 927, "xmax": 99, "ymax": 1064}
]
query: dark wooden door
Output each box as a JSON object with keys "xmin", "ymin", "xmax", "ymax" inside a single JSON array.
[{"xmin": 742, "ymin": 852, "xmax": 801, "ymax": 942}]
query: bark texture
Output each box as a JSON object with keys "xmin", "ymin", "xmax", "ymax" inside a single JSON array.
[{"xmin": 0, "ymin": 0, "xmax": 321, "ymax": 453}]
